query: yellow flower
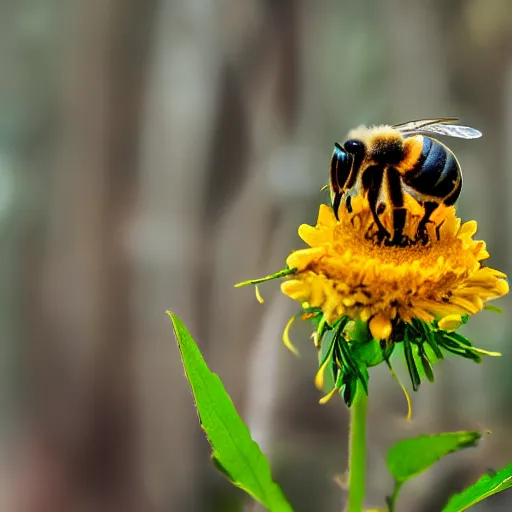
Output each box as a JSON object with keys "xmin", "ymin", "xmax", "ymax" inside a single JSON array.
[
  {"xmin": 281, "ymin": 196, "xmax": 508, "ymax": 340},
  {"xmin": 237, "ymin": 193, "xmax": 508, "ymax": 407}
]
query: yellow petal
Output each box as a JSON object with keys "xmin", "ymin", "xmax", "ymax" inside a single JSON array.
[
  {"xmin": 281, "ymin": 280, "xmax": 307, "ymax": 301},
  {"xmin": 490, "ymin": 269, "xmax": 508, "ymax": 279},
  {"xmin": 254, "ymin": 285, "xmax": 264, "ymax": 304},
  {"xmin": 282, "ymin": 315, "xmax": 300, "ymax": 356},
  {"xmin": 369, "ymin": 313, "xmax": 392, "ymax": 340},
  {"xmin": 438, "ymin": 314, "xmax": 462, "ymax": 332},
  {"xmin": 314, "ymin": 356, "xmax": 331, "ymax": 390},
  {"xmin": 458, "ymin": 220, "xmax": 478, "ymax": 237},
  {"xmin": 298, "ymin": 224, "xmax": 323, "ymax": 246},
  {"xmin": 476, "ymin": 249, "xmax": 490, "ymax": 261},
  {"xmin": 449, "ymin": 296, "xmax": 481, "ymax": 314},
  {"xmin": 359, "ymin": 308, "xmax": 371, "ymax": 323},
  {"xmin": 317, "ymin": 204, "xmax": 337, "ymax": 227},
  {"xmin": 319, "ymin": 386, "xmax": 338, "ymax": 404},
  {"xmin": 496, "ymin": 279, "xmax": 510, "ymax": 296},
  {"xmin": 409, "ymin": 307, "xmax": 435, "ymax": 322},
  {"xmin": 286, "ymin": 247, "xmax": 324, "ymax": 271}
]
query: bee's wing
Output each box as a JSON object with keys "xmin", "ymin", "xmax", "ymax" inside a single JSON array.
[
  {"xmin": 393, "ymin": 118, "xmax": 482, "ymax": 139},
  {"xmin": 392, "ymin": 118, "xmax": 458, "ymax": 131}
]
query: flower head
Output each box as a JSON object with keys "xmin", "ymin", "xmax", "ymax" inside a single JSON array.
[
  {"xmin": 237, "ymin": 194, "xmax": 508, "ymax": 408},
  {"xmin": 281, "ymin": 196, "xmax": 508, "ymax": 339}
]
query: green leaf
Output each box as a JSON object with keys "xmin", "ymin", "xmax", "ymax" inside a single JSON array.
[
  {"xmin": 442, "ymin": 463, "xmax": 512, "ymax": 512},
  {"xmin": 387, "ymin": 431, "xmax": 481, "ymax": 483},
  {"xmin": 168, "ymin": 311, "xmax": 292, "ymax": 512},
  {"xmin": 318, "ymin": 328, "xmax": 336, "ymax": 392},
  {"xmin": 484, "ymin": 304, "xmax": 503, "ymax": 314},
  {"xmin": 336, "ymin": 325, "xmax": 368, "ymax": 395},
  {"xmin": 403, "ymin": 331, "xmax": 420, "ymax": 391},
  {"xmin": 386, "ymin": 431, "xmax": 482, "ymax": 512}
]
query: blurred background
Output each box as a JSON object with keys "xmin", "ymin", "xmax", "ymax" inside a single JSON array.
[{"xmin": 1, "ymin": 0, "xmax": 512, "ymax": 511}]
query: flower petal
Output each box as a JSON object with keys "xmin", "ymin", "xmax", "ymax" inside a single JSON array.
[
  {"xmin": 281, "ymin": 279, "xmax": 308, "ymax": 301},
  {"xmin": 317, "ymin": 204, "xmax": 337, "ymax": 227},
  {"xmin": 438, "ymin": 314, "xmax": 463, "ymax": 332},
  {"xmin": 286, "ymin": 247, "xmax": 325, "ymax": 271},
  {"xmin": 369, "ymin": 313, "xmax": 392, "ymax": 340},
  {"xmin": 458, "ymin": 220, "xmax": 478, "ymax": 237}
]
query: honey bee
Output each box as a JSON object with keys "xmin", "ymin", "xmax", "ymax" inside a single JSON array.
[{"xmin": 329, "ymin": 118, "xmax": 481, "ymax": 246}]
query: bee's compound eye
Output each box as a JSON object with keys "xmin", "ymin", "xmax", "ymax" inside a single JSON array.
[{"xmin": 344, "ymin": 139, "xmax": 365, "ymax": 154}]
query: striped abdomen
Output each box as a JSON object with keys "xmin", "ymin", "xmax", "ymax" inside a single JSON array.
[{"xmin": 404, "ymin": 136, "xmax": 462, "ymax": 205}]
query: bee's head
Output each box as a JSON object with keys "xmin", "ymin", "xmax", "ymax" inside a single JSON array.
[{"xmin": 330, "ymin": 142, "xmax": 354, "ymax": 203}]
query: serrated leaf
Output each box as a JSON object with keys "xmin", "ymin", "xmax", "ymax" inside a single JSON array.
[
  {"xmin": 169, "ymin": 312, "xmax": 292, "ymax": 512},
  {"xmin": 442, "ymin": 463, "xmax": 512, "ymax": 511},
  {"xmin": 387, "ymin": 431, "xmax": 481, "ymax": 483}
]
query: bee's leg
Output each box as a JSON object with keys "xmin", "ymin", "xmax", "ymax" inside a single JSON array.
[
  {"xmin": 345, "ymin": 195, "xmax": 353, "ymax": 213},
  {"xmin": 435, "ymin": 221, "xmax": 445, "ymax": 241},
  {"xmin": 390, "ymin": 208, "xmax": 408, "ymax": 246},
  {"xmin": 416, "ymin": 201, "xmax": 439, "ymax": 243},
  {"xmin": 369, "ymin": 204, "xmax": 389, "ymax": 244},
  {"xmin": 387, "ymin": 168, "xmax": 408, "ymax": 246},
  {"xmin": 332, "ymin": 192, "xmax": 343, "ymax": 220},
  {"xmin": 362, "ymin": 166, "xmax": 389, "ymax": 242}
]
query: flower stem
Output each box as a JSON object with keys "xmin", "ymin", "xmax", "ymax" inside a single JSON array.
[
  {"xmin": 347, "ymin": 389, "xmax": 368, "ymax": 512},
  {"xmin": 387, "ymin": 481, "xmax": 402, "ymax": 512}
]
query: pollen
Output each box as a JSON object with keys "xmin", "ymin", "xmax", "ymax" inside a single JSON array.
[{"xmin": 280, "ymin": 197, "xmax": 508, "ymax": 337}]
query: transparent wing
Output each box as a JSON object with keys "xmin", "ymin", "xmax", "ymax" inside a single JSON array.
[
  {"xmin": 393, "ymin": 118, "xmax": 482, "ymax": 139},
  {"xmin": 411, "ymin": 122, "xmax": 482, "ymax": 139},
  {"xmin": 392, "ymin": 118, "xmax": 458, "ymax": 131}
]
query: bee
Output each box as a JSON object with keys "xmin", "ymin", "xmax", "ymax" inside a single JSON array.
[{"xmin": 329, "ymin": 118, "xmax": 481, "ymax": 246}]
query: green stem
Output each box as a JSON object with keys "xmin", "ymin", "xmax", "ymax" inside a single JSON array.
[
  {"xmin": 347, "ymin": 389, "xmax": 368, "ymax": 512},
  {"xmin": 234, "ymin": 268, "xmax": 296, "ymax": 287},
  {"xmin": 387, "ymin": 481, "xmax": 402, "ymax": 512}
]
